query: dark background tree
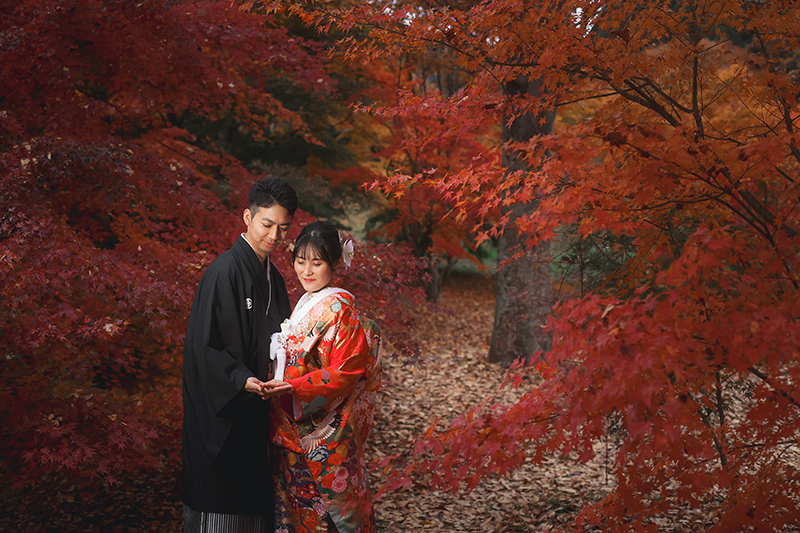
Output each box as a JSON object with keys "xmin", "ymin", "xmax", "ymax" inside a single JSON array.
[{"xmin": 489, "ymin": 76, "xmax": 556, "ymax": 365}]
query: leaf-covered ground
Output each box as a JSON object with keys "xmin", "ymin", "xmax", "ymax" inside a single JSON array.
[
  {"xmin": 1, "ymin": 273, "xmax": 735, "ymax": 532},
  {"xmin": 367, "ymin": 273, "xmax": 615, "ymax": 533}
]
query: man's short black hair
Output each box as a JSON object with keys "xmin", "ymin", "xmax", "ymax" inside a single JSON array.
[{"xmin": 248, "ymin": 177, "xmax": 298, "ymax": 216}]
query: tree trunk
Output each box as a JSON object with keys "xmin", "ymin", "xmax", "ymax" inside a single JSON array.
[
  {"xmin": 425, "ymin": 254, "xmax": 443, "ymax": 302},
  {"xmin": 488, "ymin": 77, "xmax": 556, "ymax": 367}
]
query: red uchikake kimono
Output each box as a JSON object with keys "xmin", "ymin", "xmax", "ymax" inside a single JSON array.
[{"xmin": 270, "ymin": 288, "xmax": 381, "ymax": 533}]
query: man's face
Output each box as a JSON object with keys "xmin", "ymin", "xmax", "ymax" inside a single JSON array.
[{"xmin": 243, "ymin": 204, "xmax": 292, "ymax": 262}]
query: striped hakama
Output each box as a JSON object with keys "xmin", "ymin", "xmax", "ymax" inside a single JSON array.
[{"xmin": 183, "ymin": 504, "xmax": 269, "ymax": 533}]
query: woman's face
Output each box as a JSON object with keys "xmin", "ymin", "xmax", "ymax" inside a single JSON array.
[{"xmin": 294, "ymin": 247, "xmax": 335, "ymax": 293}]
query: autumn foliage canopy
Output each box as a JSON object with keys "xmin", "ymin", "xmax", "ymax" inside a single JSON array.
[
  {"xmin": 278, "ymin": 0, "xmax": 800, "ymax": 530},
  {"xmin": 3, "ymin": 0, "xmax": 800, "ymax": 530},
  {"xmin": 0, "ymin": 0, "xmax": 423, "ymax": 487}
]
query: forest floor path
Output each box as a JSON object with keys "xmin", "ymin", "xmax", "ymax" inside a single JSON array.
[{"xmin": 369, "ymin": 272, "xmax": 614, "ymax": 533}]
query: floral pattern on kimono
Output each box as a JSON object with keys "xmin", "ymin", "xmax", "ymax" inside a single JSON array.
[{"xmin": 271, "ymin": 289, "xmax": 381, "ymax": 533}]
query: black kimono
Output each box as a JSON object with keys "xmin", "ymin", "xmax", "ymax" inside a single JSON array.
[{"xmin": 182, "ymin": 236, "xmax": 291, "ymax": 518}]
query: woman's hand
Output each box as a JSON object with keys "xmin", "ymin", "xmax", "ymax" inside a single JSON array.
[{"xmin": 244, "ymin": 377, "xmax": 294, "ymax": 399}]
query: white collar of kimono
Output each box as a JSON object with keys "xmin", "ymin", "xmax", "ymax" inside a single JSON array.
[
  {"xmin": 270, "ymin": 287, "xmax": 352, "ymax": 381},
  {"xmin": 291, "ymin": 287, "xmax": 352, "ymax": 324}
]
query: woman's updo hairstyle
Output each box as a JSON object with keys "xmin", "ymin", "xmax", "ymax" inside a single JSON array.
[{"xmin": 292, "ymin": 221, "xmax": 342, "ymax": 270}]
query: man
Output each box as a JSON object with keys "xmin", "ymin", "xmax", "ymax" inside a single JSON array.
[{"xmin": 182, "ymin": 177, "xmax": 297, "ymax": 532}]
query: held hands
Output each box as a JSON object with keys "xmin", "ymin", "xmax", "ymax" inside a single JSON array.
[{"xmin": 244, "ymin": 377, "xmax": 294, "ymax": 399}]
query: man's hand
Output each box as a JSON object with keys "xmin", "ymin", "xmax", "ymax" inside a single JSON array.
[
  {"xmin": 244, "ymin": 377, "xmax": 293, "ymax": 399},
  {"xmin": 260, "ymin": 379, "xmax": 294, "ymax": 398}
]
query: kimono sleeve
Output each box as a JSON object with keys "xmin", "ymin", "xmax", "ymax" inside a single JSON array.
[
  {"xmin": 286, "ymin": 306, "xmax": 369, "ymax": 420},
  {"xmin": 185, "ymin": 263, "xmax": 254, "ymax": 421}
]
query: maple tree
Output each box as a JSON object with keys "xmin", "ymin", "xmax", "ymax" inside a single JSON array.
[
  {"xmin": 0, "ymin": 0, "xmax": 424, "ymax": 487},
  {"xmin": 307, "ymin": 40, "xmax": 496, "ymax": 302},
  {"xmin": 360, "ymin": 88, "xmax": 494, "ymax": 301},
  {"xmin": 282, "ymin": 0, "xmax": 800, "ymax": 530}
]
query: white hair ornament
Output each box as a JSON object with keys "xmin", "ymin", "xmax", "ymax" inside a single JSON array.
[{"xmin": 339, "ymin": 231, "xmax": 355, "ymax": 269}]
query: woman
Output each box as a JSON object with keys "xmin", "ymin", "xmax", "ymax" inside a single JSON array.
[{"xmin": 269, "ymin": 221, "xmax": 381, "ymax": 533}]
